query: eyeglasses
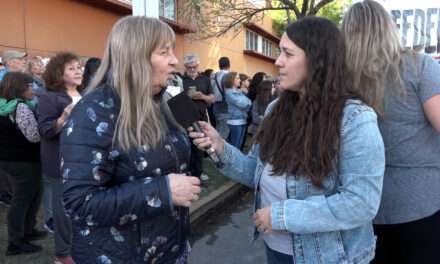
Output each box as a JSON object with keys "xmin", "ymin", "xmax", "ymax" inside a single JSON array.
[{"xmin": 185, "ymin": 65, "xmax": 199, "ymax": 70}]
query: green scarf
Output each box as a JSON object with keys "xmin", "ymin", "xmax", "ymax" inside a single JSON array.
[{"xmin": 0, "ymin": 97, "xmax": 36, "ymax": 116}]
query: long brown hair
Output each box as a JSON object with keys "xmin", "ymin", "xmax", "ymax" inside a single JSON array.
[
  {"xmin": 256, "ymin": 17, "xmax": 361, "ymax": 186},
  {"xmin": 255, "ymin": 80, "xmax": 273, "ymax": 115}
]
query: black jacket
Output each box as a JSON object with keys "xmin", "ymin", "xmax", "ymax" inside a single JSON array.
[
  {"xmin": 36, "ymin": 90, "xmax": 72, "ymax": 178},
  {"xmin": 60, "ymin": 84, "xmax": 192, "ymax": 263},
  {"xmin": 0, "ymin": 114, "xmax": 40, "ymax": 162}
]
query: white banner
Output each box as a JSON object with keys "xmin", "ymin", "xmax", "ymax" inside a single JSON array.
[{"xmin": 351, "ymin": 0, "xmax": 440, "ymax": 58}]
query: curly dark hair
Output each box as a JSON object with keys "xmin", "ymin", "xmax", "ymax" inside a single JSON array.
[
  {"xmin": 0, "ymin": 72, "xmax": 33, "ymax": 100},
  {"xmin": 256, "ymin": 17, "xmax": 362, "ymax": 187},
  {"xmin": 43, "ymin": 51, "xmax": 84, "ymax": 92}
]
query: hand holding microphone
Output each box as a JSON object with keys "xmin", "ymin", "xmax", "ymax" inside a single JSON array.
[{"xmin": 188, "ymin": 121, "xmax": 225, "ymax": 157}]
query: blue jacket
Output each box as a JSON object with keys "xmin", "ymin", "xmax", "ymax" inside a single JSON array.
[
  {"xmin": 218, "ymin": 99, "xmax": 385, "ymax": 264},
  {"xmin": 225, "ymin": 88, "xmax": 251, "ymax": 123},
  {"xmin": 60, "ymin": 84, "xmax": 192, "ymax": 263}
]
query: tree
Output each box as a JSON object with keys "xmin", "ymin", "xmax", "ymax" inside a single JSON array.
[
  {"xmin": 270, "ymin": 0, "xmax": 350, "ymax": 36},
  {"xmin": 182, "ymin": 0, "xmax": 339, "ymax": 38}
]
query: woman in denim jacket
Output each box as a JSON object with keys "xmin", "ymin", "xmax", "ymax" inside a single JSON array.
[
  {"xmin": 190, "ymin": 17, "xmax": 385, "ymax": 264},
  {"xmin": 224, "ymin": 72, "xmax": 252, "ymax": 149}
]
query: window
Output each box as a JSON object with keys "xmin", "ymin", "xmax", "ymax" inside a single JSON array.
[
  {"xmin": 246, "ymin": 30, "xmax": 275, "ymax": 58},
  {"xmin": 262, "ymin": 38, "xmax": 272, "ymax": 57},
  {"xmin": 159, "ymin": 0, "xmax": 176, "ymax": 21},
  {"xmin": 246, "ymin": 30, "xmax": 259, "ymax": 52}
]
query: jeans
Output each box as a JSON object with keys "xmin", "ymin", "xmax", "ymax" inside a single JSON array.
[
  {"xmin": 227, "ymin": 124, "xmax": 246, "ymax": 149},
  {"xmin": 0, "ymin": 161, "xmax": 42, "ymax": 244},
  {"xmin": 265, "ymin": 243, "xmax": 294, "ymax": 264}
]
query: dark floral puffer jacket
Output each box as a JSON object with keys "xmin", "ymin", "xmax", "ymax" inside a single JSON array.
[{"xmin": 60, "ymin": 84, "xmax": 192, "ymax": 264}]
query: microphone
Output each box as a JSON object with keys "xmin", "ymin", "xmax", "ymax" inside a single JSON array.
[{"xmin": 167, "ymin": 92, "xmax": 224, "ymax": 168}]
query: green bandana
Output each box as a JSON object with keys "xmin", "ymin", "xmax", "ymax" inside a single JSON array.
[{"xmin": 0, "ymin": 97, "xmax": 36, "ymax": 116}]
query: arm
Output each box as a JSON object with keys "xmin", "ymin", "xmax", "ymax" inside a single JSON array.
[
  {"xmin": 270, "ymin": 108, "xmax": 385, "ymax": 234},
  {"xmin": 419, "ymin": 56, "xmax": 440, "ymax": 133},
  {"xmin": 218, "ymin": 142, "xmax": 259, "ymax": 188},
  {"xmin": 15, "ymin": 103, "xmax": 40, "ymax": 143},
  {"xmin": 424, "ymin": 95, "xmax": 440, "ymax": 133},
  {"xmin": 252, "ymin": 104, "xmax": 264, "ymax": 126},
  {"xmin": 225, "ymin": 92, "xmax": 252, "ymax": 111},
  {"xmin": 36, "ymin": 93, "xmax": 67, "ymax": 139},
  {"xmin": 61, "ymin": 104, "xmax": 174, "ymax": 227}
]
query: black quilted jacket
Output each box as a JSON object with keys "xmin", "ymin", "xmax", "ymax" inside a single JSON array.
[{"xmin": 60, "ymin": 84, "xmax": 192, "ymax": 263}]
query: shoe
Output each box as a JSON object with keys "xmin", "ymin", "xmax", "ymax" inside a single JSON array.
[
  {"xmin": 24, "ymin": 228, "xmax": 48, "ymax": 241},
  {"xmin": 5, "ymin": 241, "xmax": 42, "ymax": 256},
  {"xmin": 54, "ymin": 256, "xmax": 75, "ymax": 264},
  {"xmin": 44, "ymin": 218, "xmax": 54, "ymax": 233}
]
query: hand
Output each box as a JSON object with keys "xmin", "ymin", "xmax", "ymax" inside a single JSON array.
[
  {"xmin": 61, "ymin": 103, "xmax": 74, "ymax": 120},
  {"xmin": 253, "ymin": 207, "xmax": 272, "ymax": 233},
  {"xmin": 192, "ymin": 91, "xmax": 204, "ymax": 100},
  {"xmin": 168, "ymin": 173, "xmax": 201, "ymax": 207},
  {"xmin": 188, "ymin": 121, "xmax": 225, "ymax": 155}
]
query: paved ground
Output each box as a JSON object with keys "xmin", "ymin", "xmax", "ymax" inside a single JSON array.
[
  {"xmin": 0, "ymin": 206, "xmax": 54, "ymax": 264},
  {"xmin": 189, "ymin": 191, "xmax": 266, "ymax": 264},
  {"xmin": 0, "ymin": 191, "xmax": 264, "ymax": 264}
]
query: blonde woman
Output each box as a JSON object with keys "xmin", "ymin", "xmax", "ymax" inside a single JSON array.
[
  {"xmin": 59, "ymin": 17, "xmax": 201, "ymax": 263},
  {"xmin": 342, "ymin": 1, "xmax": 440, "ymax": 263}
]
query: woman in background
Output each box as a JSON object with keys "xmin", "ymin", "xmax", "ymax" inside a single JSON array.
[
  {"xmin": 223, "ymin": 72, "xmax": 252, "ymax": 149},
  {"xmin": 342, "ymin": 1, "xmax": 440, "ymax": 263},
  {"xmin": 0, "ymin": 72, "xmax": 44, "ymax": 256},
  {"xmin": 38, "ymin": 51, "xmax": 83, "ymax": 264}
]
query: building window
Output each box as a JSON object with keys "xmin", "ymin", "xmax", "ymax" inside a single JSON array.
[
  {"xmin": 262, "ymin": 38, "xmax": 272, "ymax": 57},
  {"xmin": 246, "ymin": 30, "xmax": 259, "ymax": 52},
  {"xmin": 246, "ymin": 30, "xmax": 276, "ymax": 58},
  {"xmin": 159, "ymin": 0, "xmax": 176, "ymax": 21}
]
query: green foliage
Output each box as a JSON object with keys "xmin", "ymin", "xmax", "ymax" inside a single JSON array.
[{"xmin": 268, "ymin": 0, "xmax": 351, "ymax": 36}]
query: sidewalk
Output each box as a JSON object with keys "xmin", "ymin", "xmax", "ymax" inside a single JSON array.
[{"xmin": 0, "ymin": 159, "xmax": 243, "ymax": 264}]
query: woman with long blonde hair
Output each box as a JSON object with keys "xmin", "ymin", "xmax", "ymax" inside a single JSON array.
[
  {"xmin": 342, "ymin": 1, "xmax": 440, "ymax": 263},
  {"xmin": 60, "ymin": 16, "xmax": 201, "ymax": 263}
]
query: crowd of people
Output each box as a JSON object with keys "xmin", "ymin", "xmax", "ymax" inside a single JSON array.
[{"xmin": 0, "ymin": 0, "xmax": 439, "ymax": 263}]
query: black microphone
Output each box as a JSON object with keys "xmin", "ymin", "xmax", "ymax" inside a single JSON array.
[{"xmin": 167, "ymin": 92, "xmax": 224, "ymax": 168}]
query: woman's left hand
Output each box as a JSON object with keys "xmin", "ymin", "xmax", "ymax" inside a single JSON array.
[{"xmin": 253, "ymin": 207, "xmax": 272, "ymax": 233}]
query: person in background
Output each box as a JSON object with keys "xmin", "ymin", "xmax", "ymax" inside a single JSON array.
[
  {"xmin": 0, "ymin": 72, "xmax": 46, "ymax": 256},
  {"xmin": 27, "ymin": 57, "xmax": 45, "ymax": 92},
  {"xmin": 342, "ymin": 1, "xmax": 440, "ymax": 263},
  {"xmin": 37, "ymin": 52, "xmax": 83, "ymax": 264},
  {"xmin": 223, "ymin": 72, "xmax": 251, "ymax": 149},
  {"xmin": 82, "ymin": 57, "xmax": 101, "ymax": 89},
  {"xmin": 60, "ymin": 16, "xmax": 201, "ymax": 263},
  {"xmin": 249, "ymin": 80, "xmax": 275, "ymax": 136},
  {"xmin": 203, "ymin": 68, "xmax": 216, "ymax": 128},
  {"xmin": 212, "ymin": 57, "xmax": 231, "ymax": 139},
  {"xmin": 190, "ymin": 17, "xmax": 385, "ymax": 264},
  {"xmin": 182, "ymin": 53, "xmax": 215, "ymax": 178},
  {"xmin": 238, "ymin": 74, "xmax": 250, "ymax": 95},
  {"xmin": 0, "ymin": 50, "xmax": 28, "ymax": 209},
  {"xmin": 248, "ymin": 72, "xmax": 267, "ymax": 102},
  {"xmin": 0, "ymin": 50, "xmax": 27, "ymax": 81},
  {"xmin": 163, "ymin": 72, "xmax": 184, "ymax": 102}
]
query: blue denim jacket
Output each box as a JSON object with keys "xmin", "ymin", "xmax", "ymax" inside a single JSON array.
[
  {"xmin": 218, "ymin": 99, "xmax": 385, "ymax": 264},
  {"xmin": 225, "ymin": 88, "xmax": 251, "ymax": 122}
]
